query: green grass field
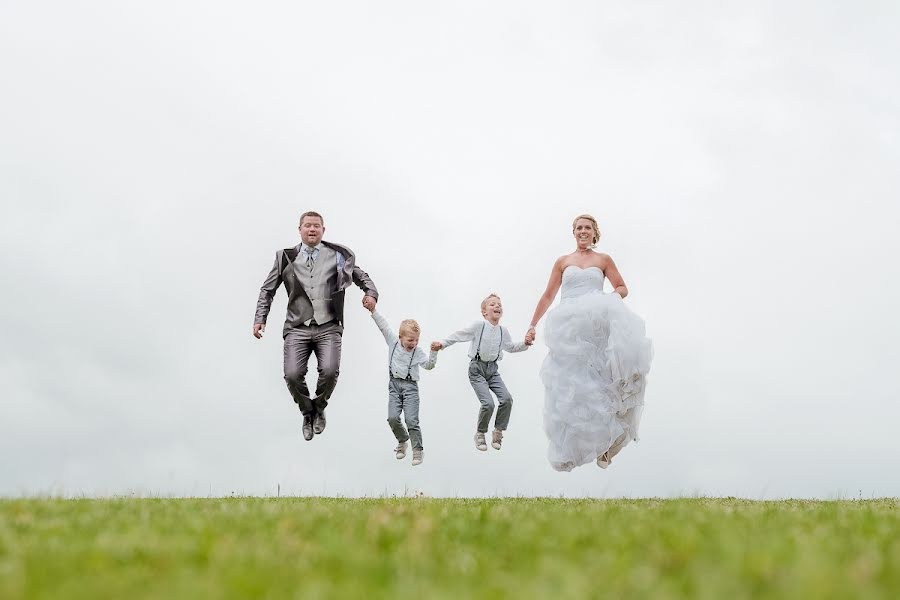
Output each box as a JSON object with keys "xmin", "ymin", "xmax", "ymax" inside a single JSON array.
[{"xmin": 1, "ymin": 497, "xmax": 898, "ymax": 599}]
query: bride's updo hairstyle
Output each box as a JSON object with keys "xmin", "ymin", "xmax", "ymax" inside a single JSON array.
[{"xmin": 572, "ymin": 214, "xmax": 601, "ymax": 248}]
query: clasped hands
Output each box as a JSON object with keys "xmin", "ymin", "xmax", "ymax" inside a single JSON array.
[{"xmin": 429, "ymin": 328, "xmax": 536, "ymax": 352}]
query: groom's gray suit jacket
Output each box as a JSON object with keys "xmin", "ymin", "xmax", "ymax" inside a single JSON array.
[{"xmin": 255, "ymin": 241, "xmax": 378, "ymax": 335}]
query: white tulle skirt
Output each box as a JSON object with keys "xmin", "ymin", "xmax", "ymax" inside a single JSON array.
[{"xmin": 540, "ymin": 290, "xmax": 653, "ymax": 472}]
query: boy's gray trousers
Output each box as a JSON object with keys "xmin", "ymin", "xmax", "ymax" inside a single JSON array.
[
  {"xmin": 388, "ymin": 378, "xmax": 422, "ymax": 450},
  {"xmin": 468, "ymin": 359, "xmax": 513, "ymax": 433}
]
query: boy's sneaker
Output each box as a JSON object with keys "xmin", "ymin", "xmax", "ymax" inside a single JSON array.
[
  {"xmin": 491, "ymin": 428, "xmax": 503, "ymax": 450},
  {"xmin": 474, "ymin": 432, "xmax": 488, "ymax": 451},
  {"xmin": 412, "ymin": 449, "xmax": 424, "ymax": 466},
  {"xmin": 395, "ymin": 441, "xmax": 408, "ymax": 460}
]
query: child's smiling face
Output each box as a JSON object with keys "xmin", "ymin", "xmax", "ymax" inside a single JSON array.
[
  {"xmin": 399, "ymin": 332, "xmax": 419, "ymax": 351},
  {"xmin": 481, "ymin": 297, "xmax": 503, "ymax": 323}
]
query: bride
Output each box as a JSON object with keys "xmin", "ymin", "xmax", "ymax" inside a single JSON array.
[{"xmin": 526, "ymin": 215, "xmax": 653, "ymax": 471}]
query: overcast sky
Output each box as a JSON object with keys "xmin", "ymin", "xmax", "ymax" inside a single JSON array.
[{"xmin": 2, "ymin": 1, "xmax": 899, "ymax": 498}]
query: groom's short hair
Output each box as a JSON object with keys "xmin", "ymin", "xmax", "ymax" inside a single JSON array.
[{"xmin": 299, "ymin": 211, "xmax": 324, "ymax": 226}]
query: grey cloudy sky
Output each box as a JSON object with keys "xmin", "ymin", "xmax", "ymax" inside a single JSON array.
[{"xmin": 2, "ymin": 1, "xmax": 899, "ymax": 498}]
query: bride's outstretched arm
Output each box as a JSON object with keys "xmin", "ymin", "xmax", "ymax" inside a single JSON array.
[
  {"xmin": 528, "ymin": 257, "xmax": 565, "ymax": 334},
  {"xmin": 604, "ymin": 255, "xmax": 628, "ymax": 298}
]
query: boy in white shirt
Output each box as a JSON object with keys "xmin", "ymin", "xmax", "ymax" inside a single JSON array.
[
  {"xmin": 431, "ymin": 293, "xmax": 532, "ymax": 451},
  {"xmin": 367, "ymin": 304, "xmax": 438, "ymax": 466}
]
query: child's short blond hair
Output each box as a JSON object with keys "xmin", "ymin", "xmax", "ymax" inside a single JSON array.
[
  {"xmin": 399, "ymin": 319, "xmax": 421, "ymax": 337},
  {"xmin": 481, "ymin": 293, "xmax": 501, "ymax": 312}
]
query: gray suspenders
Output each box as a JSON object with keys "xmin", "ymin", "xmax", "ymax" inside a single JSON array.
[
  {"xmin": 474, "ymin": 322, "xmax": 503, "ymax": 362},
  {"xmin": 389, "ymin": 341, "xmax": 416, "ymax": 380}
]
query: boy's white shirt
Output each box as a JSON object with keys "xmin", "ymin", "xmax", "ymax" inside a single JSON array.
[
  {"xmin": 441, "ymin": 319, "xmax": 529, "ymax": 362},
  {"xmin": 370, "ymin": 310, "xmax": 438, "ymax": 381}
]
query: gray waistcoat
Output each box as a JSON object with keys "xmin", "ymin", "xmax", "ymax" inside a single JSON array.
[{"xmin": 294, "ymin": 245, "xmax": 338, "ymax": 325}]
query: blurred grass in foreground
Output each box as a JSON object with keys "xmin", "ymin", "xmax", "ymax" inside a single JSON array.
[{"xmin": 1, "ymin": 497, "xmax": 898, "ymax": 599}]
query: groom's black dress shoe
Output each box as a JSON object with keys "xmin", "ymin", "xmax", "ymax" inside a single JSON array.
[
  {"xmin": 313, "ymin": 410, "xmax": 326, "ymax": 435},
  {"xmin": 302, "ymin": 415, "xmax": 314, "ymax": 441}
]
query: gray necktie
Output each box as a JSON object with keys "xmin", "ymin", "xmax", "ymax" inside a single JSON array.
[{"xmin": 305, "ymin": 248, "xmax": 316, "ymax": 270}]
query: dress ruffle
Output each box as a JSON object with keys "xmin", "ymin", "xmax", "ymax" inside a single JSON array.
[{"xmin": 541, "ymin": 272, "xmax": 653, "ymax": 472}]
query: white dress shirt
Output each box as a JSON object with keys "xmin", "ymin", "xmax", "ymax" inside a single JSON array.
[
  {"xmin": 371, "ymin": 311, "xmax": 438, "ymax": 381},
  {"xmin": 299, "ymin": 241, "xmax": 347, "ymax": 272},
  {"xmin": 441, "ymin": 320, "xmax": 528, "ymax": 362},
  {"xmin": 300, "ymin": 242, "xmax": 320, "ymax": 265}
]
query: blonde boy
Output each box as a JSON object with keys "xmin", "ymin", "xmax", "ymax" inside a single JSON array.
[
  {"xmin": 432, "ymin": 294, "xmax": 531, "ymax": 451},
  {"xmin": 367, "ymin": 304, "xmax": 438, "ymax": 466}
]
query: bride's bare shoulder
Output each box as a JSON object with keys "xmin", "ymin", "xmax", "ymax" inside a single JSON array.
[{"xmin": 555, "ymin": 253, "xmax": 576, "ymax": 270}]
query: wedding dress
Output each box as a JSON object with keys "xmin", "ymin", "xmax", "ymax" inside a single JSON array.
[{"xmin": 541, "ymin": 266, "xmax": 653, "ymax": 471}]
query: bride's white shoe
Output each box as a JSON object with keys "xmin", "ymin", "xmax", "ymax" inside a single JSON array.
[{"xmin": 597, "ymin": 452, "xmax": 611, "ymax": 469}]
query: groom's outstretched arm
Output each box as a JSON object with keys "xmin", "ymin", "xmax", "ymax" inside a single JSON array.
[
  {"xmin": 254, "ymin": 251, "xmax": 284, "ymax": 338},
  {"xmin": 351, "ymin": 263, "xmax": 379, "ymax": 308},
  {"xmin": 351, "ymin": 264, "xmax": 378, "ymax": 295}
]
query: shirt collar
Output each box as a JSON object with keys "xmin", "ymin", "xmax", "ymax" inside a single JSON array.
[{"xmin": 301, "ymin": 242, "xmax": 321, "ymax": 254}]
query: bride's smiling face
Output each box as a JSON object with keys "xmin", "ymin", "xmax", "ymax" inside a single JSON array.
[{"xmin": 573, "ymin": 218, "xmax": 597, "ymax": 249}]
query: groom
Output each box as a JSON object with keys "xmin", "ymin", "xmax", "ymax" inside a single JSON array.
[{"xmin": 253, "ymin": 211, "xmax": 379, "ymax": 440}]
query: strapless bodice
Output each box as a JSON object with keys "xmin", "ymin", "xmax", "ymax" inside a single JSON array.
[{"xmin": 560, "ymin": 265, "xmax": 605, "ymax": 300}]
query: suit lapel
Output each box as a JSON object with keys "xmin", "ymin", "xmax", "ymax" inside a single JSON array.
[
  {"xmin": 281, "ymin": 246, "xmax": 308, "ymax": 300},
  {"xmin": 323, "ymin": 241, "xmax": 354, "ymax": 290}
]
